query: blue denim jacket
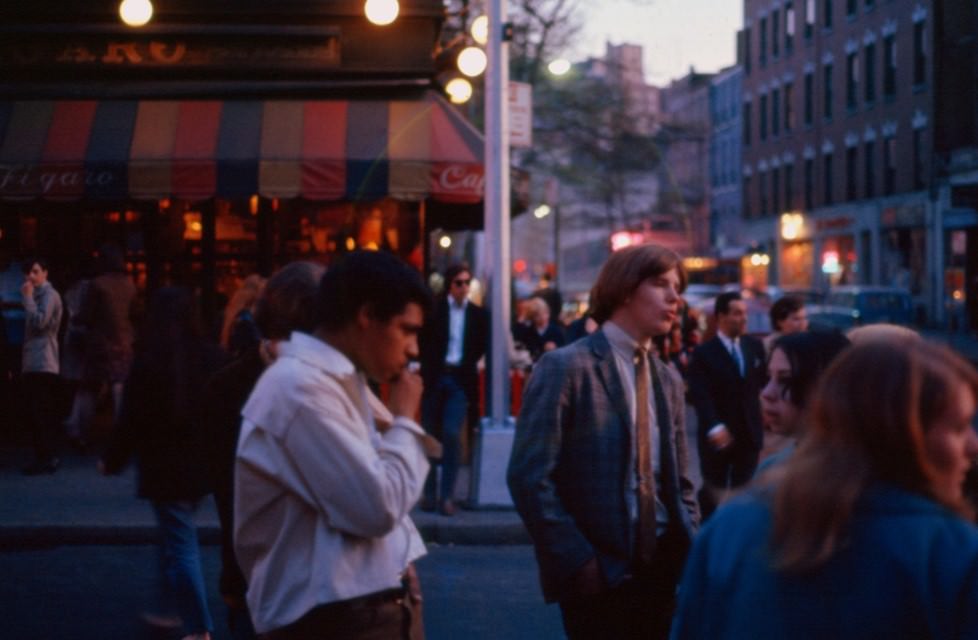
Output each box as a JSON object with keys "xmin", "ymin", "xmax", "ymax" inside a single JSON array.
[{"xmin": 22, "ymin": 281, "xmax": 62, "ymax": 374}]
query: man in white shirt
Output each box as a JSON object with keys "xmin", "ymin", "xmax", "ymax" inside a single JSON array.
[{"xmin": 234, "ymin": 250, "xmax": 436, "ymax": 639}]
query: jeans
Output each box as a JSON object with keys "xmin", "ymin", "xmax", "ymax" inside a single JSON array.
[
  {"xmin": 421, "ymin": 372, "xmax": 468, "ymax": 503},
  {"xmin": 152, "ymin": 500, "xmax": 214, "ymax": 635}
]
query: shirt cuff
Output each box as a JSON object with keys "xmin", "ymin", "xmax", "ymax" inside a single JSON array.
[{"xmin": 387, "ymin": 416, "xmax": 443, "ymax": 459}]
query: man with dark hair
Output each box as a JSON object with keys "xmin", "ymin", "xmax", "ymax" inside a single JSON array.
[
  {"xmin": 763, "ymin": 294, "xmax": 808, "ymax": 354},
  {"xmin": 205, "ymin": 261, "xmax": 324, "ymax": 640},
  {"xmin": 419, "ymin": 263, "xmax": 489, "ymax": 515},
  {"xmin": 234, "ymin": 251, "xmax": 436, "ymax": 639},
  {"xmin": 508, "ymin": 243, "xmax": 699, "ymax": 640},
  {"xmin": 20, "ymin": 257, "xmax": 63, "ymax": 475},
  {"xmin": 689, "ymin": 291, "xmax": 766, "ymax": 518}
]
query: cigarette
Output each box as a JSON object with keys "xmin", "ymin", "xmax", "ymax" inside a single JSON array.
[{"xmin": 407, "ymin": 361, "xmax": 421, "ymax": 373}]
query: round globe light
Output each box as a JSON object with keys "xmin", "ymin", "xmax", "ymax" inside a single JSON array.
[
  {"xmin": 364, "ymin": 0, "xmax": 399, "ymax": 26},
  {"xmin": 471, "ymin": 15, "xmax": 489, "ymax": 46},
  {"xmin": 119, "ymin": 0, "xmax": 153, "ymax": 27},
  {"xmin": 457, "ymin": 46, "xmax": 488, "ymax": 77},
  {"xmin": 439, "ymin": 235, "xmax": 453, "ymax": 249},
  {"xmin": 533, "ymin": 204, "xmax": 552, "ymax": 219},
  {"xmin": 445, "ymin": 77, "xmax": 473, "ymax": 104},
  {"xmin": 548, "ymin": 58, "xmax": 572, "ymax": 76}
]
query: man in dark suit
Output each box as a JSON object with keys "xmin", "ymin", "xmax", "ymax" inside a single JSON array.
[
  {"xmin": 688, "ymin": 291, "xmax": 766, "ymax": 519},
  {"xmin": 419, "ymin": 263, "xmax": 489, "ymax": 516},
  {"xmin": 508, "ymin": 244, "xmax": 699, "ymax": 640}
]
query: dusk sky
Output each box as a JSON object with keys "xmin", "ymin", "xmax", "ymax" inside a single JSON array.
[{"xmin": 576, "ymin": 0, "xmax": 743, "ymax": 85}]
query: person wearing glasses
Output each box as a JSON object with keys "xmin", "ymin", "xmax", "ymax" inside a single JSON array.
[{"xmin": 419, "ymin": 263, "xmax": 489, "ymax": 516}]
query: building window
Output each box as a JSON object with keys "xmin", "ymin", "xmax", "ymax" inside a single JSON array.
[
  {"xmin": 823, "ymin": 0, "xmax": 833, "ymax": 29},
  {"xmin": 823, "ymin": 63, "xmax": 834, "ymax": 120},
  {"xmin": 883, "ymin": 34, "xmax": 897, "ymax": 99},
  {"xmin": 773, "ymin": 166, "xmax": 781, "ymax": 215},
  {"xmin": 823, "ymin": 152, "xmax": 835, "ymax": 205},
  {"xmin": 760, "ymin": 93, "xmax": 769, "ymax": 141},
  {"xmin": 785, "ymin": 162, "xmax": 796, "ymax": 209},
  {"xmin": 743, "ymin": 101, "xmax": 752, "ymax": 146},
  {"xmin": 846, "ymin": 52, "xmax": 859, "ymax": 110},
  {"xmin": 772, "ymin": 10, "xmax": 781, "ymax": 58},
  {"xmin": 760, "ymin": 171, "xmax": 769, "ymax": 215},
  {"xmin": 804, "ymin": 71, "xmax": 814, "ymax": 125},
  {"xmin": 847, "ymin": 0, "xmax": 857, "ymax": 18},
  {"xmin": 785, "ymin": 82, "xmax": 795, "ymax": 132},
  {"xmin": 786, "ymin": 2, "xmax": 795, "ymax": 54},
  {"xmin": 743, "ymin": 176, "xmax": 752, "ymax": 218},
  {"xmin": 913, "ymin": 128, "xmax": 926, "ymax": 189},
  {"xmin": 846, "ymin": 146, "xmax": 858, "ymax": 200},
  {"xmin": 743, "ymin": 28, "xmax": 752, "ymax": 75},
  {"xmin": 772, "ymin": 88, "xmax": 781, "ymax": 137},
  {"xmin": 884, "ymin": 136, "xmax": 896, "ymax": 194},
  {"xmin": 760, "ymin": 17, "xmax": 768, "ymax": 67},
  {"xmin": 913, "ymin": 21, "xmax": 926, "ymax": 86},
  {"xmin": 805, "ymin": 0, "xmax": 815, "ymax": 40},
  {"xmin": 805, "ymin": 157, "xmax": 815, "ymax": 209},
  {"xmin": 864, "ymin": 140, "xmax": 876, "ymax": 198},
  {"xmin": 864, "ymin": 42, "xmax": 876, "ymax": 103}
]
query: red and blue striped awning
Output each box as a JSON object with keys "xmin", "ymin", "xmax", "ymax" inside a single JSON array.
[{"xmin": 0, "ymin": 92, "xmax": 484, "ymax": 204}]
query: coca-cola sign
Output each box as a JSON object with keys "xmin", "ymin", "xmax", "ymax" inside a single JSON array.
[{"xmin": 433, "ymin": 163, "xmax": 484, "ymax": 203}]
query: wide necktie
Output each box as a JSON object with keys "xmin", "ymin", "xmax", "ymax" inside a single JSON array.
[
  {"xmin": 633, "ymin": 347, "xmax": 657, "ymax": 564},
  {"xmin": 731, "ymin": 340, "xmax": 745, "ymax": 377}
]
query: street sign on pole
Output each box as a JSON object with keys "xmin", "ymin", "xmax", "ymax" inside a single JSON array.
[{"xmin": 509, "ymin": 81, "xmax": 532, "ymax": 148}]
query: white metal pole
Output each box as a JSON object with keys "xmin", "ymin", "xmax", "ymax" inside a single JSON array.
[{"xmin": 485, "ymin": 0, "xmax": 510, "ymax": 425}]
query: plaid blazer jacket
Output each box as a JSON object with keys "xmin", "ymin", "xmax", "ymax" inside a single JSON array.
[{"xmin": 507, "ymin": 329, "xmax": 700, "ymax": 603}]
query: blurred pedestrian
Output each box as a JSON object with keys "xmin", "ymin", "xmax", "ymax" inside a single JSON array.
[
  {"xmin": 203, "ymin": 261, "xmax": 324, "ymax": 640},
  {"xmin": 755, "ymin": 330, "xmax": 850, "ymax": 474},
  {"xmin": 234, "ymin": 251, "xmax": 436, "ymax": 639},
  {"xmin": 672, "ymin": 340, "xmax": 978, "ymax": 639},
  {"xmin": 514, "ymin": 296, "xmax": 565, "ymax": 363},
  {"xmin": 20, "ymin": 258, "xmax": 64, "ymax": 475},
  {"xmin": 762, "ymin": 295, "xmax": 808, "ymax": 355},
  {"xmin": 220, "ymin": 274, "xmax": 265, "ymax": 359},
  {"xmin": 688, "ymin": 292, "xmax": 766, "ymax": 518},
  {"xmin": 61, "ymin": 256, "xmax": 95, "ymax": 449},
  {"xmin": 508, "ymin": 244, "xmax": 699, "ymax": 640},
  {"xmin": 532, "ymin": 272, "xmax": 563, "ymax": 322},
  {"xmin": 419, "ymin": 263, "xmax": 489, "ymax": 516},
  {"xmin": 100, "ymin": 287, "xmax": 224, "ymax": 640},
  {"xmin": 71, "ymin": 243, "xmax": 137, "ymax": 442}
]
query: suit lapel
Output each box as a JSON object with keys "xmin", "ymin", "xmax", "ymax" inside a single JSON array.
[
  {"xmin": 590, "ymin": 331, "xmax": 632, "ymax": 442},
  {"xmin": 710, "ymin": 336, "xmax": 742, "ymax": 380}
]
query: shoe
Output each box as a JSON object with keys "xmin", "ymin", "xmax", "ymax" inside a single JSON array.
[
  {"xmin": 419, "ymin": 497, "xmax": 437, "ymax": 513},
  {"xmin": 21, "ymin": 457, "xmax": 60, "ymax": 475},
  {"xmin": 439, "ymin": 499, "xmax": 456, "ymax": 517}
]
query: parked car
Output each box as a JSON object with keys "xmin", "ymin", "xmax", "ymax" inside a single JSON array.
[
  {"xmin": 818, "ymin": 286, "xmax": 914, "ymax": 327},
  {"xmin": 683, "ymin": 284, "xmax": 727, "ymax": 307},
  {"xmin": 763, "ymin": 285, "xmax": 825, "ymax": 305}
]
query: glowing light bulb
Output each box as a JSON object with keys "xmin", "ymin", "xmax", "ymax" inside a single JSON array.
[
  {"xmin": 119, "ymin": 0, "xmax": 153, "ymax": 27},
  {"xmin": 439, "ymin": 235, "xmax": 452, "ymax": 249},
  {"xmin": 471, "ymin": 16, "xmax": 489, "ymax": 45},
  {"xmin": 457, "ymin": 46, "xmax": 488, "ymax": 77},
  {"xmin": 548, "ymin": 59, "xmax": 572, "ymax": 76},
  {"xmin": 445, "ymin": 78, "xmax": 473, "ymax": 104},
  {"xmin": 364, "ymin": 0, "xmax": 399, "ymax": 26}
]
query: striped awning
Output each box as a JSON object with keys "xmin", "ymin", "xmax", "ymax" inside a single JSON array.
[{"xmin": 0, "ymin": 92, "xmax": 484, "ymax": 204}]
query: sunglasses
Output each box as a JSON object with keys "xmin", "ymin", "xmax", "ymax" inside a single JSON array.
[{"xmin": 453, "ymin": 278, "xmax": 472, "ymax": 287}]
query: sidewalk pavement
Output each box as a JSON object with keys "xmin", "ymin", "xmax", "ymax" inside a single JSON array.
[{"xmin": 0, "ymin": 448, "xmax": 530, "ymax": 549}]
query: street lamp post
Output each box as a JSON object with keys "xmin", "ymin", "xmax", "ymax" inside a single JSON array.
[{"xmin": 485, "ymin": 0, "xmax": 510, "ymax": 427}]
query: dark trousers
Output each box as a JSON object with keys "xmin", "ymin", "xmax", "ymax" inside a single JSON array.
[
  {"xmin": 559, "ymin": 567, "xmax": 678, "ymax": 640},
  {"xmin": 421, "ymin": 372, "xmax": 468, "ymax": 503},
  {"xmin": 559, "ymin": 531, "xmax": 687, "ymax": 640},
  {"xmin": 697, "ymin": 442, "xmax": 759, "ymax": 519},
  {"xmin": 23, "ymin": 372, "xmax": 60, "ymax": 462},
  {"xmin": 260, "ymin": 588, "xmax": 419, "ymax": 640}
]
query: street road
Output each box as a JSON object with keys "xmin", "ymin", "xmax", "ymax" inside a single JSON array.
[{"xmin": 0, "ymin": 543, "xmax": 564, "ymax": 640}]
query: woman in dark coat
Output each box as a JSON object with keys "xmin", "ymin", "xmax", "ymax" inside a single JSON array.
[{"xmin": 100, "ymin": 287, "xmax": 224, "ymax": 640}]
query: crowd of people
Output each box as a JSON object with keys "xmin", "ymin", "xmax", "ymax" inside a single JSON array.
[{"xmin": 6, "ymin": 242, "xmax": 978, "ymax": 640}]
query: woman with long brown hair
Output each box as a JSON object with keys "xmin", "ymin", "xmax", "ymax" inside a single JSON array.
[{"xmin": 671, "ymin": 340, "xmax": 978, "ymax": 639}]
